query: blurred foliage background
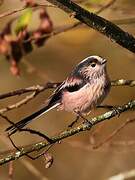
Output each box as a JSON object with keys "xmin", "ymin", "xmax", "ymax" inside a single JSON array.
[{"xmin": 0, "ymin": 0, "xmax": 135, "ymax": 179}]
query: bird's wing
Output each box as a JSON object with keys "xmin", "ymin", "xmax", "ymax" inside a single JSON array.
[
  {"xmin": 48, "ymin": 76, "xmax": 86, "ymax": 106},
  {"xmin": 62, "ymin": 75, "xmax": 87, "ymax": 92}
]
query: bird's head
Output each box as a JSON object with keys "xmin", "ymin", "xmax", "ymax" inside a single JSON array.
[{"xmin": 73, "ymin": 55, "xmax": 107, "ymax": 80}]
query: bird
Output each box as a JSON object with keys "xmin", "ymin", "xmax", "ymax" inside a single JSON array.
[{"xmin": 6, "ymin": 55, "xmax": 111, "ymax": 134}]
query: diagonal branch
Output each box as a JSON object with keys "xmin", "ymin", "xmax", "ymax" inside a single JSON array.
[
  {"xmin": 45, "ymin": 0, "xmax": 135, "ymax": 53},
  {"xmin": 0, "ymin": 99, "xmax": 135, "ymax": 165}
]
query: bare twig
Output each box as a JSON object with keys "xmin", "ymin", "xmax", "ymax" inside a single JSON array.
[
  {"xmin": 0, "ymin": 135, "xmax": 49, "ymax": 180},
  {"xmin": 13, "ymin": 128, "xmax": 52, "ymax": 143},
  {"xmin": 0, "ymin": 0, "xmax": 115, "ymax": 19},
  {"xmin": 8, "ymin": 129, "xmax": 55, "ymax": 161},
  {"xmin": 93, "ymin": 118, "xmax": 135, "ymax": 149},
  {"xmin": 0, "ymin": 3, "xmax": 56, "ymax": 19},
  {"xmin": 0, "ymin": 79, "xmax": 134, "ymax": 114},
  {"xmin": 111, "ymin": 79, "xmax": 135, "ymax": 87},
  {"xmin": 0, "ymin": 91, "xmax": 37, "ymax": 114},
  {"xmin": 21, "ymin": 159, "xmax": 49, "ymax": 180},
  {"xmin": 0, "ymin": 82, "xmax": 60, "ymax": 100},
  {"xmin": 112, "ymin": 17, "xmax": 135, "ymax": 25},
  {"xmin": 25, "ymin": 0, "xmax": 117, "ymax": 43},
  {"xmin": 8, "ymin": 135, "xmax": 38, "ymax": 160},
  {"xmin": 0, "ymin": 99, "xmax": 135, "ymax": 165},
  {"xmin": 0, "ymin": 114, "xmax": 15, "ymax": 126},
  {"xmin": 108, "ymin": 169, "xmax": 135, "ymax": 180},
  {"xmin": 95, "ymin": 0, "xmax": 117, "ymax": 14},
  {"xmin": 0, "ymin": 6, "xmax": 26, "ymax": 19},
  {"xmin": 45, "ymin": 0, "xmax": 135, "ymax": 53},
  {"xmin": 0, "ymin": 0, "xmax": 117, "ymax": 52},
  {"xmin": 0, "ymin": 79, "xmax": 134, "ymax": 100},
  {"xmin": 8, "ymin": 161, "xmax": 13, "ymax": 180},
  {"xmin": 0, "ymin": 83, "xmax": 60, "ymax": 114}
]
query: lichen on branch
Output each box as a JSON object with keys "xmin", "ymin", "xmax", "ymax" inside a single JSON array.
[{"xmin": 0, "ymin": 99, "xmax": 135, "ymax": 166}]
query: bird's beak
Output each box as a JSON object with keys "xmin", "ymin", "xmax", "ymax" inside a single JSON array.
[{"xmin": 101, "ymin": 59, "xmax": 107, "ymax": 64}]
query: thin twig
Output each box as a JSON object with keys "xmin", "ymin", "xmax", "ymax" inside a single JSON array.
[
  {"xmin": 93, "ymin": 118, "xmax": 135, "ymax": 149},
  {"xmin": 0, "ymin": 91, "xmax": 37, "ymax": 114},
  {"xmin": 8, "ymin": 161, "xmax": 13, "ymax": 180},
  {"xmin": 25, "ymin": 0, "xmax": 116, "ymax": 43},
  {"xmin": 0, "ymin": 79, "xmax": 134, "ymax": 114},
  {"xmin": 0, "ymin": 134, "xmax": 49, "ymax": 180},
  {"xmin": 45, "ymin": 0, "xmax": 135, "ymax": 53},
  {"xmin": 0, "ymin": 0, "xmax": 115, "ymax": 19},
  {"xmin": 111, "ymin": 79, "xmax": 135, "ymax": 87},
  {"xmin": 8, "ymin": 130, "xmax": 55, "ymax": 160},
  {"xmin": 0, "ymin": 3, "xmax": 56, "ymax": 19},
  {"xmin": 108, "ymin": 169, "xmax": 135, "ymax": 180},
  {"xmin": 95, "ymin": 0, "xmax": 117, "ymax": 14},
  {"xmin": 0, "ymin": 83, "xmax": 60, "ymax": 114},
  {"xmin": 0, "ymin": 99, "xmax": 135, "ymax": 165},
  {"xmin": 112, "ymin": 17, "xmax": 135, "ymax": 25},
  {"xmin": 0, "ymin": 82, "xmax": 60, "ymax": 100},
  {"xmin": 8, "ymin": 135, "xmax": 38, "ymax": 160},
  {"xmin": 0, "ymin": 79, "xmax": 134, "ymax": 100},
  {"xmin": 16, "ymin": 128, "xmax": 52, "ymax": 143}
]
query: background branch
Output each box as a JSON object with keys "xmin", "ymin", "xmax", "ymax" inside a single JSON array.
[
  {"xmin": 93, "ymin": 118, "xmax": 135, "ymax": 149},
  {"xmin": 0, "ymin": 3, "xmax": 56, "ymax": 19},
  {"xmin": 0, "ymin": 99, "xmax": 135, "ymax": 165},
  {"xmin": 0, "ymin": 79, "xmax": 134, "ymax": 114},
  {"xmin": 108, "ymin": 169, "xmax": 135, "ymax": 180},
  {"xmin": 45, "ymin": 0, "xmax": 135, "ymax": 53},
  {"xmin": 0, "ymin": 82, "xmax": 60, "ymax": 100},
  {"xmin": 0, "ymin": 79, "xmax": 134, "ymax": 100}
]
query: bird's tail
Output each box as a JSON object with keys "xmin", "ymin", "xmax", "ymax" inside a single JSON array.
[{"xmin": 6, "ymin": 103, "xmax": 60, "ymax": 135}]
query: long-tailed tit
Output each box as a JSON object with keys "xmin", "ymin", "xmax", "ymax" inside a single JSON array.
[{"xmin": 6, "ymin": 55, "xmax": 111, "ymax": 134}]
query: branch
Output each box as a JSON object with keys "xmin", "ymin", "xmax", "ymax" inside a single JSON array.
[
  {"xmin": 0, "ymin": 79, "xmax": 134, "ymax": 100},
  {"xmin": 0, "ymin": 0, "xmax": 116, "ymax": 47},
  {"xmin": 24, "ymin": 0, "xmax": 117, "ymax": 43},
  {"xmin": 0, "ymin": 128, "xmax": 49, "ymax": 180},
  {"xmin": 111, "ymin": 79, "xmax": 135, "ymax": 87},
  {"xmin": 0, "ymin": 92, "xmax": 37, "ymax": 114},
  {"xmin": 0, "ymin": 0, "xmax": 115, "ymax": 19},
  {"xmin": 0, "ymin": 3, "xmax": 56, "ymax": 19},
  {"xmin": 108, "ymin": 169, "xmax": 135, "ymax": 180},
  {"xmin": 8, "ymin": 161, "xmax": 13, "ymax": 180},
  {"xmin": 0, "ymin": 100, "xmax": 135, "ymax": 165},
  {"xmin": 0, "ymin": 79, "xmax": 134, "ymax": 114},
  {"xmin": 0, "ymin": 83, "xmax": 61, "ymax": 114},
  {"xmin": 45, "ymin": 0, "xmax": 135, "ymax": 53},
  {"xmin": 0, "ymin": 82, "xmax": 60, "ymax": 100},
  {"xmin": 112, "ymin": 17, "xmax": 135, "ymax": 25},
  {"xmin": 93, "ymin": 118, "xmax": 135, "ymax": 149}
]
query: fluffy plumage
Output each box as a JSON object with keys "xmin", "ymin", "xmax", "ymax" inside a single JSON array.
[{"xmin": 6, "ymin": 55, "xmax": 111, "ymax": 134}]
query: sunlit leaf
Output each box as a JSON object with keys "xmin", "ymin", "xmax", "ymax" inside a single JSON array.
[{"xmin": 15, "ymin": 8, "xmax": 32, "ymax": 34}]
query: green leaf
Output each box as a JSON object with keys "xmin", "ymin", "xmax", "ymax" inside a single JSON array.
[{"xmin": 15, "ymin": 8, "xmax": 32, "ymax": 34}]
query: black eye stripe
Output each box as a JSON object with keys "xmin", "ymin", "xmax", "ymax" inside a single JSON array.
[
  {"xmin": 89, "ymin": 59, "xmax": 98, "ymax": 64},
  {"xmin": 89, "ymin": 58, "xmax": 102, "ymax": 65}
]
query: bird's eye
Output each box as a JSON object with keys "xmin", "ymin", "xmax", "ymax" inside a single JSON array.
[{"xmin": 91, "ymin": 62, "xmax": 96, "ymax": 67}]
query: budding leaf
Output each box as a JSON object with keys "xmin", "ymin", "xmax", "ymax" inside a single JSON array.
[{"xmin": 15, "ymin": 8, "xmax": 32, "ymax": 34}]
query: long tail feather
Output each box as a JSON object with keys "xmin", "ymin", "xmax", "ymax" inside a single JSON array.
[{"xmin": 6, "ymin": 103, "xmax": 60, "ymax": 134}]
